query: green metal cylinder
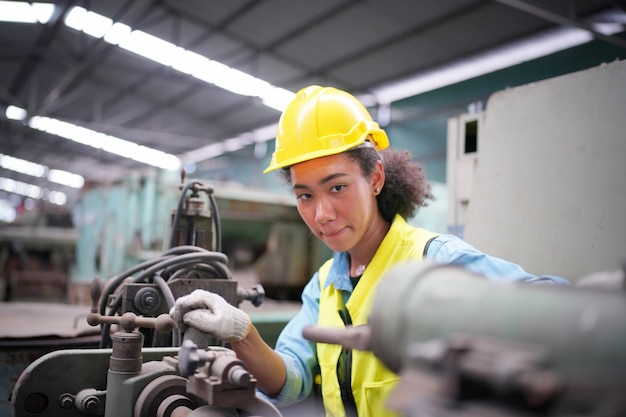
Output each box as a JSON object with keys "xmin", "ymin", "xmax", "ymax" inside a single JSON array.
[
  {"xmin": 105, "ymin": 332, "xmax": 143, "ymax": 417},
  {"xmin": 369, "ymin": 261, "xmax": 626, "ymax": 390}
]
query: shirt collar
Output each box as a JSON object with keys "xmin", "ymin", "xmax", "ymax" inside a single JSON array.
[{"xmin": 322, "ymin": 214, "xmax": 407, "ymax": 291}]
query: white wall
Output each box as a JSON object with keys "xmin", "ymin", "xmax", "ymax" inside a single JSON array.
[{"xmin": 464, "ymin": 60, "xmax": 626, "ymax": 281}]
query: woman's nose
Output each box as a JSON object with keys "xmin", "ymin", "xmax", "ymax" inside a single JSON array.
[{"xmin": 315, "ymin": 197, "xmax": 335, "ymax": 224}]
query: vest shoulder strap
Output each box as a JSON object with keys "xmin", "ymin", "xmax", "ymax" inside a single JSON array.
[{"xmin": 317, "ymin": 258, "xmax": 334, "ymax": 289}]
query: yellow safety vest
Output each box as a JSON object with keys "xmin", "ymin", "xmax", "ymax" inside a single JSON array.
[{"xmin": 316, "ymin": 215, "xmax": 439, "ymax": 417}]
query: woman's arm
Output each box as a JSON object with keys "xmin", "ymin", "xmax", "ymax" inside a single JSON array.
[
  {"xmin": 426, "ymin": 234, "xmax": 570, "ymax": 284},
  {"xmin": 230, "ymin": 325, "xmax": 287, "ymax": 397}
]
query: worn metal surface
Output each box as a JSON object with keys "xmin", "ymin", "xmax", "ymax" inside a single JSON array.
[
  {"xmin": 0, "ymin": 301, "xmax": 102, "ymax": 416},
  {"xmin": 10, "ymin": 347, "xmax": 179, "ymax": 417},
  {"xmin": 370, "ymin": 262, "xmax": 626, "ymax": 415}
]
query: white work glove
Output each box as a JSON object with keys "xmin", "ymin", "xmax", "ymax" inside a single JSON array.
[{"xmin": 170, "ymin": 289, "xmax": 251, "ymax": 342}]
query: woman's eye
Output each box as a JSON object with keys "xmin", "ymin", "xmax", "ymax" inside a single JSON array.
[
  {"xmin": 331, "ymin": 184, "xmax": 345, "ymax": 192},
  {"xmin": 296, "ymin": 193, "xmax": 312, "ymax": 200}
]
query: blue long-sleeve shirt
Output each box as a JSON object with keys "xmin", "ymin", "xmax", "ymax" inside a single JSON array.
[{"xmin": 266, "ymin": 232, "xmax": 569, "ymax": 406}]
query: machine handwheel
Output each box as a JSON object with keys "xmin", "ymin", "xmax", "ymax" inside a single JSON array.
[{"xmin": 134, "ymin": 375, "xmax": 198, "ymax": 417}]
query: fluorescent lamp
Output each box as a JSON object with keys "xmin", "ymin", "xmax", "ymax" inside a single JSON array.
[
  {"xmin": 82, "ymin": 10, "xmax": 113, "ymax": 38},
  {"xmin": 372, "ymin": 19, "xmax": 625, "ymax": 104},
  {"xmin": 0, "ymin": 1, "xmax": 54, "ymax": 24},
  {"xmin": 0, "ymin": 153, "xmax": 46, "ymax": 177},
  {"xmin": 66, "ymin": 6, "xmax": 113, "ymax": 38},
  {"xmin": 0, "ymin": 200, "xmax": 17, "ymax": 223},
  {"xmin": 261, "ymin": 88, "xmax": 296, "ymax": 112},
  {"xmin": 171, "ymin": 50, "xmax": 210, "ymax": 75},
  {"xmin": 48, "ymin": 190, "xmax": 67, "ymax": 205},
  {"xmin": 28, "ymin": 115, "xmax": 182, "ymax": 171},
  {"xmin": 63, "ymin": 6, "xmax": 294, "ymax": 111},
  {"xmin": 0, "ymin": 177, "xmax": 43, "ymax": 199},
  {"xmin": 119, "ymin": 30, "xmax": 180, "ymax": 66},
  {"xmin": 179, "ymin": 123, "xmax": 279, "ymax": 164},
  {"xmin": 592, "ymin": 22, "xmax": 625, "ymax": 35},
  {"xmin": 64, "ymin": 5, "xmax": 86, "ymax": 31},
  {"xmin": 7, "ymin": 107, "xmax": 181, "ymax": 174},
  {"xmin": 0, "ymin": 153, "xmax": 85, "ymax": 189},
  {"xmin": 190, "ymin": 59, "xmax": 232, "ymax": 83},
  {"xmin": 103, "ymin": 22, "xmax": 131, "ymax": 45},
  {"xmin": 5, "ymin": 105, "xmax": 27, "ymax": 121},
  {"xmin": 48, "ymin": 169, "xmax": 85, "ymax": 188},
  {"xmin": 0, "ymin": 177, "xmax": 68, "ymax": 205},
  {"xmin": 213, "ymin": 69, "xmax": 273, "ymax": 97}
]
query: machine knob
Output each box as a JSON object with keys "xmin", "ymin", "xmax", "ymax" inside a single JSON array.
[
  {"xmin": 238, "ymin": 284, "xmax": 265, "ymax": 307},
  {"xmin": 178, "ymin": 339, "xmax": 204, "ymax": 378}
]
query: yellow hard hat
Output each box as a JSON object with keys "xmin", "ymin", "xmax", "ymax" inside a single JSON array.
[{"xmin": 263, "ymin": 85, "xmax": 389, "ymax": 173}]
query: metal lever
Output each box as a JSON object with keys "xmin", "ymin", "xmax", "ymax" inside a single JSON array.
[
  {"xmin": 238, "ymin": 284, "xmax": 265, "ymax": 307},
  {"xmin": 179, "ymin": 339, "xmax": 252, "ymax": 387},
  {"xmin": 303, "ymin": 324, "xmax": 372, "ymax": 351},
  {"xmin": 87, "ymin": 276, "xmax": 175, "ymax": 333}
]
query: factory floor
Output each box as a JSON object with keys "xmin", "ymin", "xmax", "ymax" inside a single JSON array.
[{"xmin": 0, "ymin": 266, "xmax": 314, "ymax": 417}]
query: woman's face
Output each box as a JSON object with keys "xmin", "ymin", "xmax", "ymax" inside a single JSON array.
[{"xmin": 290, "ymin": 153, "xmax": 380, "ymax": 253}]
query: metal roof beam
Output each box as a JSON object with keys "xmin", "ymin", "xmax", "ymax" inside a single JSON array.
[{"xmin": 495, "ymin": 0, "xmax": 626, "ymax": 49}]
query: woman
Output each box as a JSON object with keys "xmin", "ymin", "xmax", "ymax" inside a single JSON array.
[{"xmin": 172, "ymin": 85, "xmax": 568, "ymax": 417}]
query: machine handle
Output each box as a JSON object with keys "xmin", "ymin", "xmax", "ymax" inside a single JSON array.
[{"xmin": 87, "ymin": 277, "xmax": 175, "ymax": 333}]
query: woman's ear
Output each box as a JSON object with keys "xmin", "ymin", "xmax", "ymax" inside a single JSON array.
[{"xmin": 371, "ymin": 160, "xmax": 385, "ymax": 194}]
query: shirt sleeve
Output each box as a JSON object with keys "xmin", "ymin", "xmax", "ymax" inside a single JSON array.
[
  {"xmin": 425, "ymin": 234, "xmax": 570, "ymax": 285},
  {"xmin": 267, "ymin": 272, "xmax": 321, "ymax": 405}
]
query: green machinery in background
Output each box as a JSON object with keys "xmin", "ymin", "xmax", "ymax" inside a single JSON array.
[
  {"xmin": 71, "ymin": 169, "xmax": 331, "ymax": 302},
  {"xmin": 11, "ymin": 178, "xmax": 290, "ymax": 417}
]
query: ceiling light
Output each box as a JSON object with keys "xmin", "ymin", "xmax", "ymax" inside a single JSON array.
[
  {"xmin": 65, "ymin": 6, "xmax": 112, "ymax": 38},
  {"xmin": 261, "ymin": 87, "xmax": 297, "ymax": 112},
  {"xmin": 28, "ymin": 115, "xmax": 181, "ymax": 171},
  {"xmin": 0, "ymin": 200, "xmax": 17, "ymax": 223},
  {"xmin": 0, "ymin": 177, "xmax": 43, "ymax": 200},
  {"xmin": 373, "ymin": 26, "xmax": 596, "ymax": 104},
  {"xmin": 119, "ymin": 30, "xmax": 180, "ymax": 66},
  {"xmin": 7, "ymin": 107, "xmax": 181, "ymax": 174},
  {"xmin": 48, "ymin": 169, "xmax": 85, "ymax": 188},
  {"xmin": 63, "ymin": 5, "xmax": 86, "ymax": 31},
  {"xmin": 372, "ymin": 8, "xmax": 626, "ymax": 105},
  {"xmin": 5, "ymin": 105, "xmax": 27, "ymax": 121},
  {"xmin": 0, "ymin": 177, "xmax": 67, "ymax": 206},
  {"xmin": 63, "ymin": 6, "xmax": 294, "ymax": 111},
  {"xmin": 48, "ymin": 190, "xmax": 67, "ymax": 205},
  {"xmin": 0, "ymin": 1, "xmax": 54, "ymax": 24},
  {"xmin": 103, "ymin": 22, "xmax": 131, "ymax": 45},
  {"xmin": 0, "ymin": 153, "xmax": 46, "ymax": 177},
  {"xmin": 0, "ymin": 153, "xmax": 85, "ymax": 189},
  {"xmin": 82, "ymin": 11, "xmax": 112, "ymax": 38}
]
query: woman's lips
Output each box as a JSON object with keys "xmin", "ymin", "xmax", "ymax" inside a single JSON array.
[{"xmin": 321, "ymin": 227, "xmax": 346, "ymax": 239}]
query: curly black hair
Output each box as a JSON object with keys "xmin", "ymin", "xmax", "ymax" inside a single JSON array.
[{"xmin": 278, "ymin": 146, "xmax": 433, "ymax": 222}]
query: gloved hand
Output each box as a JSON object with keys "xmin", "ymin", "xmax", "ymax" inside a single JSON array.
[{"xmin": 170, "ymin": 289, "xmax": 251, "ymax": 342}]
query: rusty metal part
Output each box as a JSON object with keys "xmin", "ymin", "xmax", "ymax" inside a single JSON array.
[
  {"xmin": 165, "ymin": 347, "xmax": 284, "ymax": 417},
  {"xmin": 87, "ymin": 277, "xmax": 175, "ymax": 333},
  {"xmin": 237, "ymin": 283, "xmax": 265, "ymax": 307},
  {"xmin": 134, "ymin": 286, "xmax": 163, "ymax": 315},
  {"xmin": 398, "ymin": 335, "xmax": 562, "ymax": 410},
  {"xmin": 178, "ymin": 340, "xmax": 279, "ymax": 414},
  {"xmin": 109, "ymin": 331, "xmax": 144, "ymax": 374},
  {"xmin": 134, "ymin": 375, "xmax": 198, "ymax": 417},
  {"xmin": 302, "ymin": 324, "xmax": 371, "ymax": 351},
  {"xmin": 157, "ymin": 394, "xmax": 195, "ymax": 417},
  {"xmin": 75, "ymin": 388, "xmax": 106, "ymax": 414},
  {"xmin": 10, "ymin": 347, "xmax": 179, "ymax": 417}
]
